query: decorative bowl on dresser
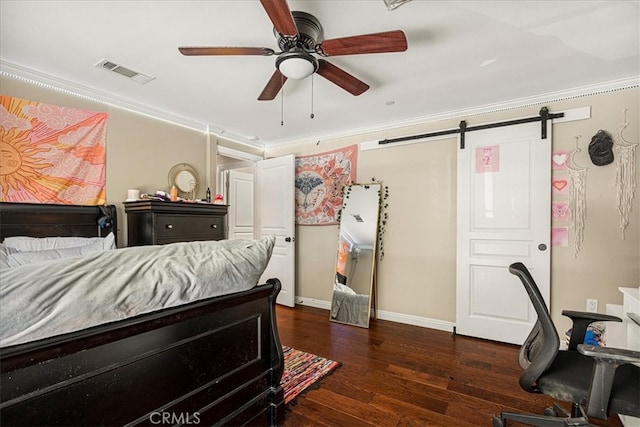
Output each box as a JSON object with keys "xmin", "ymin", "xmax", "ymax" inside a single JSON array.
[{"xmin": 125, "ymin": 200, "xmax": 228, "ymax": 246}]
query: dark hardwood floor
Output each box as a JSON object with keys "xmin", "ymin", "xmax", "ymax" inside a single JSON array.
[{"xmin": 276, "ymin": 304, "xmax": 623, "ymax": 427}]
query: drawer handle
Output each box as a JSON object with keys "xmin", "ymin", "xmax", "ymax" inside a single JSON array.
[
  {"xmin": 165, "ymin": 224, "xmax": 173, "ymax": 229},
  {"xmin": 211, "ymin": 224, "xmax": 217, "ymax": 229}
]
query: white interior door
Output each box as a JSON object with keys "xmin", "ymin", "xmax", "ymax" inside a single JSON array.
[
  {"xmin": 255, "ymin": 155, "xmax": 296, "ymax": 307},
  {"xmin": 456, "ymin": 121, "xmax": 551, "ymax": 344},
  {"xmin": 227, "ymin": 170, "xmax": 254, "ymax": 240}
]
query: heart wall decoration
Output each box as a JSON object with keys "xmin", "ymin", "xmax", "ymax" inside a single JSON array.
[
  {"xmin": 552, "ymin": 179, "xmax": 568, "ymax": 192},
  {"xmin": 552, "ymin": 151, "xmax": 569, "ymax": 169}
]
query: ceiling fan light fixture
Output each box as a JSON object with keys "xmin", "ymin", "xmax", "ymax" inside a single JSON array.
[
  {"xmin": 383, "ymin": 0, "xmax": 413, "ymax": 10},
  {"xmin": 276, "ymin": 49, "xmax": 318, "ymax": 80}
]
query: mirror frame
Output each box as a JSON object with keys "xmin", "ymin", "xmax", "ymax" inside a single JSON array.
[
  {"xmin": 330, "ymin": 182, "xmax": 381, "ymax": 328},
  {"xmin": 168, "ymin": 163, "xmax": 199, "ymax": 198}
]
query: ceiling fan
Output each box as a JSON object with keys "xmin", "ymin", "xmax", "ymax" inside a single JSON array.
[{"xmin": 178, "ymin": 0, "xmax": 408, "ymax": 101}]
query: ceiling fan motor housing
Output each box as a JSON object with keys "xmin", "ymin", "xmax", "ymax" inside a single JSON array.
[{"xmin": 274, "ymin": 11, "xmax": 323, "ymax": 52}]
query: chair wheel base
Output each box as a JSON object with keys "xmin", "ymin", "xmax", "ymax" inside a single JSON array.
[{"xmin": 492, "ymin": 409, "xmax": 592, "ymax": 427}]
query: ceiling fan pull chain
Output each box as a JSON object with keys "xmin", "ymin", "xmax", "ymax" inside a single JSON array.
[
  {"xmin": 310, "ymin": 74, "xmax": 315, "ymax": 119},
  {"xmin": 280, "ymin": 73, "xmax": 284, "ymax": 126}
]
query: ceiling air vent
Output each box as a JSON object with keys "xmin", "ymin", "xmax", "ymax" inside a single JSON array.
[{"xmin": 94, "ymin": 59, "xmax": 155, "ymax": 85}]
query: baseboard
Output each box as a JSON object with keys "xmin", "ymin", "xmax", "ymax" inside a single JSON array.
[
  {"xmin": 294, "ymin": 297, "xmax": 331, "ymax": 310},
  {"xmin": 294, "ymin": 297, "xmax": 455, "ymax": 333},
  {"xmin": 375, "ymin": 309, "xmax": 455, "ymax": 333}
]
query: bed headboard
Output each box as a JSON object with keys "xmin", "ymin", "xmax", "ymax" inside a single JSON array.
[{"xmin": 0, "ymin": 203, "xmax": 117, "ymax": 246}]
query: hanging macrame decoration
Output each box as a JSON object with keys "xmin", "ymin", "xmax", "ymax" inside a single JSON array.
[
  {"xmin": 567, "ymin": 136, "xmax": 588, "ymax": 257},
  {"xmin": 614, "ymin": 109, "xmax": 638, "ymax": 239}
]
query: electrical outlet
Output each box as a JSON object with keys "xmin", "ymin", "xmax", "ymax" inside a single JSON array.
[{"xmin": 586, "ymin": 298, "xmax": 598, "ymax": 313}]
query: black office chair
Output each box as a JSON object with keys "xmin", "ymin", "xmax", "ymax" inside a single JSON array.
[{"xmin": 492, "ymin": 262, "xmax": 640, "ymax": 427}]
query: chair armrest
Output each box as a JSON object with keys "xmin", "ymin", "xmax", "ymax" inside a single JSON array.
[
  {"xmin": 577, "ymin": 344, "xmax": 640, "ymax": 364},
  {"xmin": 562, "ymin": 310, "xmax": 622, "ymax": 350},
  {"xmin": 577, "ymin": 344, "xmax": 640, "ymax": 420},
  {"xmin": 562, "ymin": 311, "xmax": 622, "ymax": 322}
]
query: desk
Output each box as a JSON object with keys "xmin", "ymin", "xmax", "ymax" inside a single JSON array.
[{"xmin": 606, "ymin": 287, "xmax": 640, "ymax": 427}]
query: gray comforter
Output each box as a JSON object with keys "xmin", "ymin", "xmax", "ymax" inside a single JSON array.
[{"xmin": 0, "ymin": 236, "xmax": 275, "ymax": 347}]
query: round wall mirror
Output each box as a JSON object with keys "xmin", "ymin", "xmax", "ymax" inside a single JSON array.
[
  {"xmin": 175, "ymin": 170, "xmax": 195, "ymax": 192},
  {"xmin": 168, "ymin": 163, "xmax": 199, "ymax": 197}
]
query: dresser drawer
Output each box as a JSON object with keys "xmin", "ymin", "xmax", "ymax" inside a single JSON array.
[
  {"xmin": 125, "ymin": 201, "xmax": 228, "ymax": 246},
  {"xmin": 155, "ymin": 214, "xmax": 224, "ymax": 239}
]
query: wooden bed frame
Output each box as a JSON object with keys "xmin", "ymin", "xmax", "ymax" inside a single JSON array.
[
  {"xmin": 0, "ymin": 202, "xmax": 118, "ymax": 243},
  {"xmin": 0, "ymin": 202, "xmax": 285, "ymax": 426}
]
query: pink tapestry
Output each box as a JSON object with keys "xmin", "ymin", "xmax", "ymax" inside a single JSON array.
[
  {"xmin": 0, "ymin": 95, "xmax": 107, "ymax": 205},
  {"xmin": 295, "ymin": 145, "xmax": 358, "ymax": 225}
]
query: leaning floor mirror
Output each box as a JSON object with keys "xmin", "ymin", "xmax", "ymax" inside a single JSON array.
[{"xmin": 330, "ymin": 183, "xmax": 381, "ymax": 328}]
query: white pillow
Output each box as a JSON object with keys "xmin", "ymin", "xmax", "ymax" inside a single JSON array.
[
  {"xmin": 2, "ymin": 232, "xmax": 115, "ymax": 251},
  {"xmin": 2, "ymin": 239, "xmax": 113, "ymax": 269},
  {"xmin": 334, "ymin": 282, "xmax": 356, "ymax": 295},
  {"xmin": 0, "ymin": 244, "xmax": 18, "ymax": 270}
]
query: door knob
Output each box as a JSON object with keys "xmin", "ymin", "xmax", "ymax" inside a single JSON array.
[
  {"xmin": 538, "ymin": 243, "xmax": 547, "ymax": 251},
  {"xmin": 285, "ymin": 236, "xmax": 295, "ymax": 242}
]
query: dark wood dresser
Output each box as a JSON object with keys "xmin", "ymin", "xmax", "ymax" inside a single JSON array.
[{"xmin": 125, "ymin": 200, "xmax": 227, "ymax": 246}]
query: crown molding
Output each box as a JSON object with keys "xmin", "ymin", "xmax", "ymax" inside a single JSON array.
[
  {"xmin": 1, "ymin": 61, "xmax": 205, "ymax": 132},
  {"xmin": 266, "ymin": 75, "xmax": 640, "ymax": 149},
  {"xmin": 216, "ymin": 145, "xmax": 263, "ymax": 162},
  {"xmin": 0, "ymin": 60, "xmax": 264, "ymax": 149},
  {"xmin": 3, "ymin": 60, "xmax": 637, "ymax": 150}
]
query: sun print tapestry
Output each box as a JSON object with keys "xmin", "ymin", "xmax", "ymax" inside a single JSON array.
[
  {"xmin": 295, "ymin": 145, "xmax": 357, "ymax": 225},
  {"xmin": 1, "ymin": 95, "xmax": 108, "ymax": 205}
]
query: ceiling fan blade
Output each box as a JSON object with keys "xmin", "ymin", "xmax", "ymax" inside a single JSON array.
[
  {"xmin": 316, "ymin": 59, "xmax": 369, "ymax": 96},
  {"xmin": 260, "ymin": 0, "xmax": 298, "ymax": 37},
  {"xmin": 258, "ymin": 70, "xmax": 288, "ymax": 101},
  {"xmin": 179, "ymin": 47, "xmax": 275, "ymax": 56},
  {"xmin": 318, "ymin": 30, "xmax": 408, "ymax": 56}
]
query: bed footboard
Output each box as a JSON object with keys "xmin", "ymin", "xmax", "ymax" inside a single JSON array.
[{"xmin": 0, "ymin": 279, "xmax": 284, "ymax": 426}]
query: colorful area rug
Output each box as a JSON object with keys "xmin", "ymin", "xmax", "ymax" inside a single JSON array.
[{"xmin": 281, "ymin": 346, "xmax": 341, "ymax": 404}]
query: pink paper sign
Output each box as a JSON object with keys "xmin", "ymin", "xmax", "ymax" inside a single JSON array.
[
  {"xmin": 552, "ymin": 227, "xmax": 569, "ymax": 247},
  {"xmin": 475, "ymin": 145, "xmax": 500, "ymax": 173}
]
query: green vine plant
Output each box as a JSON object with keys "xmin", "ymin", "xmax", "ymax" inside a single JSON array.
[
  {"xmin": 372, "ymin": 178, "xmax": 389, "ymax": 261},
  {"xmin": 335, "ymin": 178, "xmax": 389, "ymax": 261}
]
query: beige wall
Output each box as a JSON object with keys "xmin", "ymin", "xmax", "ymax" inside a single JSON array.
[
  {"xmin": 2, "ymin": 76, "xmax": 213, "ymax": 246},
  {"xmin": 4, "ymin": 74, "xmax": 638, "ymax": 334},
  {"xmin": 267, "ymin": 87, "xmax": 640, "ymax": 333}
]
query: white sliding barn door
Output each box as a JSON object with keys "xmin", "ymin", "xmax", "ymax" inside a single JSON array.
[
  {"xmin": 456, "ymin": 122, "xmax": 551, "ymax": 345},
  {"xmin": 255, "ymin": 155, "xmax": 296, "ymax": 307}
]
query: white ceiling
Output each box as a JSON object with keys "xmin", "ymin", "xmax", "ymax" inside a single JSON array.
[{"xmin": 1, "ymin": 1, "xmax": 638, "ymax": 149}]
